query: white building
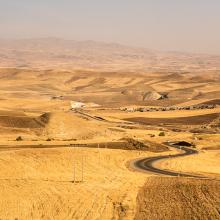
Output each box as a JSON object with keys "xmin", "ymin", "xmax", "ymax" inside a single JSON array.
[{"xmin": 70, "ymin": 101, "xmax": 85, "ymax": 109}]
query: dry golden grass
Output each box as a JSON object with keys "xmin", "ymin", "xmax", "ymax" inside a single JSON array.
[
  {"xmin": 158, "ymin": 150, "xmax": 220, "ymax": 177},
  {"xmin": 0, "ymin": 146, "xmax": 159, "ymax": 220},
  {"xmin": 135, "ymin": 177, "xmax": 220, "ymax": 220}
]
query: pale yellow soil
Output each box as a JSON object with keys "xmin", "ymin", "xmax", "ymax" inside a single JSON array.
[
  {"xmin": 0, "ymin": 146, "xmax": 160, "ymax": 220},
  {"xmin": 155, "ymin": 133, "xmax": 220, "ymax": 178},
  {"xmin": 0, "ymin": 66, "xmax": 220, "ymax": 219},
  {"xmin": 135, "ymin": 177, "xmax": 220, "ymax": 220},
  {"xmin": 157, "ymin": 150, "xmax": 220, "ymax": 177},
  {"xmin": 98, "ymin": 107, "xmax": 220, "ymax": 119}
]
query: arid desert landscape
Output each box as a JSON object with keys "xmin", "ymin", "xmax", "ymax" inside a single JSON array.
[{"xmin": 0, "ymin": 39, "xmax": 220, "ymax": 219}]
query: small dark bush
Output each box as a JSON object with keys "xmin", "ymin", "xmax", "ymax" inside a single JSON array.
[
  {"xmin": 16, "ymin": 136, "xmax": 23, "ymax": 141},
  {"xmin": 159, "ymin": 132, "xmax": 165, "ymax": 136},
  {"xmin": 148, "ymin": 134, "xmax": 155, "ymax": 138}
]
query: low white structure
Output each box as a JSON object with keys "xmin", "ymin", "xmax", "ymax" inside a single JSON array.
[{"xmin": 70, "ymin": 101, "xmax": 85, "ymax": 109}]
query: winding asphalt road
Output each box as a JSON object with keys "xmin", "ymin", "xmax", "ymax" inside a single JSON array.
[{"xmin": 132, "ymin": 145, "xmax": 204, "ymax": 178}]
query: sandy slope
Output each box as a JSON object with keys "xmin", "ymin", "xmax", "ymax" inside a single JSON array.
[
  {"xmin": 157, "ymin": 150, "xmax": 220, "ymax": 177},
  {"xmin": 1, "ymin": 68, "xmax": 220, "ymax": 107},
  {"xmin": 135, "ymin": 177, "xmax": 220, "ymax": 220},
  {"xmin": 0, "ymin": 146, "xmax": 159, "ymax": 220},
  {"xmin": 42, "ymin": 112, "xmax": 110, "ymax": 140},
  {"xmin": 0, "ymin": 67, "xmax": 220, "ymax": 219}
]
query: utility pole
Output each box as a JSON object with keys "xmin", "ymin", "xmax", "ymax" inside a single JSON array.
[
  {"xmin": 81, "ymin": 155, "xmax": 84, "ymax": 182},
  {"xmin": 73, "ymin": 154, "xmax": 76, "ymax": 183}
]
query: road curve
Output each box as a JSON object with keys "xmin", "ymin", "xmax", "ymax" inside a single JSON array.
[{"xmin": 132, "ymin": 145, "xmax": 205, "ymax": 178}]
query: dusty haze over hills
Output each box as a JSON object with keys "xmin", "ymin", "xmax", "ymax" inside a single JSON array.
[
  {"xmin": 1, "ymin": 1, "xmax": 220, "ymax": 54},
  {"xmin": 1, "ymin": 38, "xmax": 220, "ymax": 71}
]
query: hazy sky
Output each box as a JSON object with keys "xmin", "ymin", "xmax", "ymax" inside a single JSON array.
[{"xmin": 1, "ymin": 0, "xmax": 220, "ymax": 54}]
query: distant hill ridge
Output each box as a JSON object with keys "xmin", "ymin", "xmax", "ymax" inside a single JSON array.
[{"xmin": 0, "ymin": 38, "xmax": 220, "ymax": 71}]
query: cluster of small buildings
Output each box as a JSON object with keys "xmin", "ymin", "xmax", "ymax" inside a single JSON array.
[{"xmin": 120, "ymin": 104, "xmax": 216, "ymax": 113}]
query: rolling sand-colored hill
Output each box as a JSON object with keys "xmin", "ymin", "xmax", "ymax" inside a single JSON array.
[
  {"xmin": 1, "ymin": 67, "xmax": 220, "ymax": 108},
  {"xmin": 0, "ymin": 41, "xmax": 220, "ymax": 219},
  {"xmin": 42, "ymin": 112, "xmax": 110, "ymax": 140},
  {"xmin": 0, "ymin": 110, "xmax": 114, "ymax": 141}
]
